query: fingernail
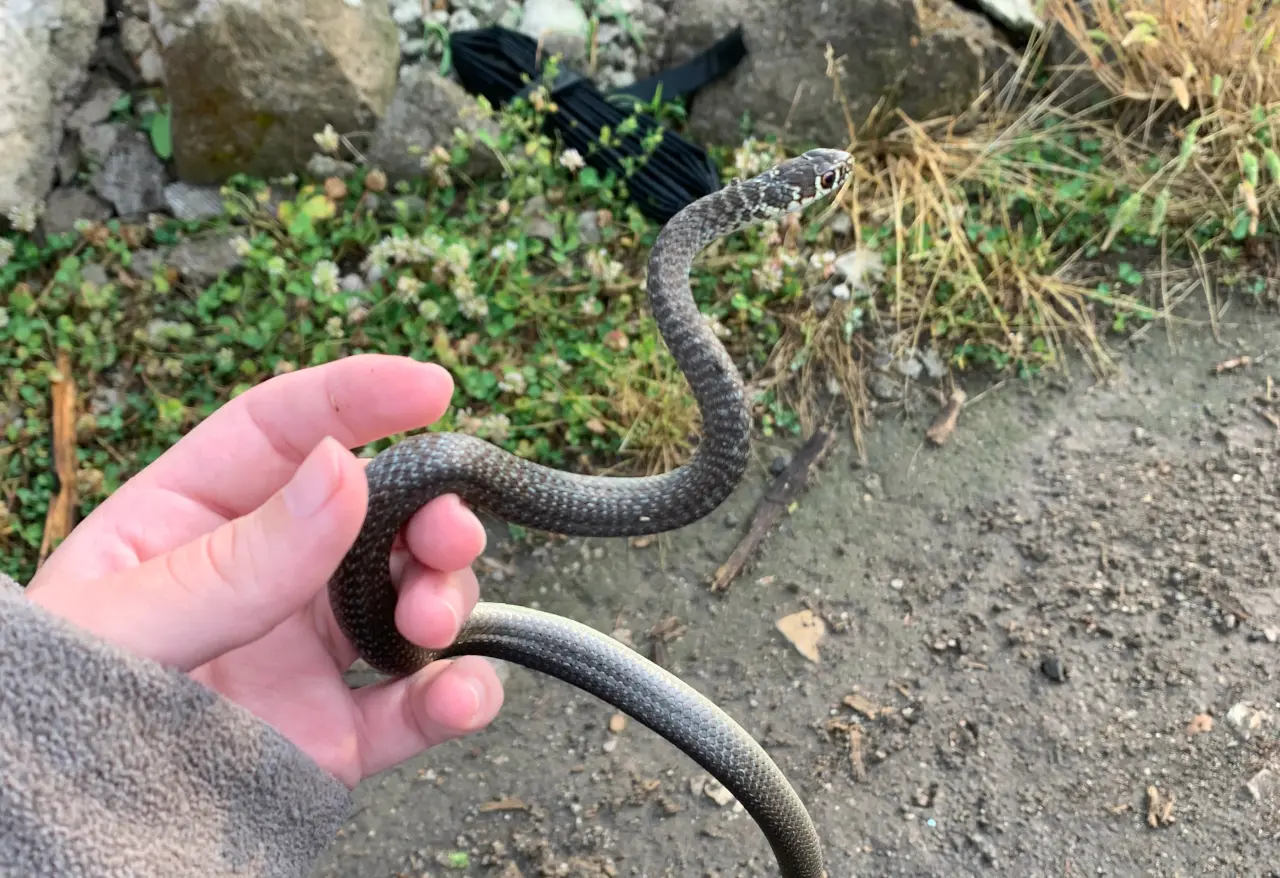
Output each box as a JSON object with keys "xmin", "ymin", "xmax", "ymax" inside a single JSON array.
[
  {"xmin": 283, "ymin": 440, "xmax": 342, "ymax": 518},
  {"xmin": 462, "ymin": 676, "xmax": 486, "ymax": 724}
]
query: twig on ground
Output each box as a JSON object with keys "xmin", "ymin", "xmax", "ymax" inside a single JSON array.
[
  {"xmin": 709, "ymin": 423, "xmax": 839, "ymax": 592},
  {"xmin": 38, "ymin": 350, "xmax": 78, "ymax": 566}
]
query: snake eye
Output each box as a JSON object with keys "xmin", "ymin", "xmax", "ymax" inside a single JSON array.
[{"xmin": 819, "ymin": 169, "xmax": 839, "ymax": 191}]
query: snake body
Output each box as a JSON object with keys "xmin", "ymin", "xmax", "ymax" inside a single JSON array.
[{"xmin": 329, "ymin": 149, "xmax": 854, "ymax": 878}]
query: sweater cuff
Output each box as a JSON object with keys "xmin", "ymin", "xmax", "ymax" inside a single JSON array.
[{"xmin": 0, "ymin": 573, "xmax": 353, "ymax": 878}]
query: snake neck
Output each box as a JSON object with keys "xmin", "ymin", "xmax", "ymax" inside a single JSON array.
[{"xmin": 645, "ymin": 192, "xmax": 758, "ymax": 487}]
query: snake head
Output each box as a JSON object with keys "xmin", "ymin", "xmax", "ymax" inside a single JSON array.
[{"xmin": 750, "ymin": 148, "xmax": 854, "ymax": 218}]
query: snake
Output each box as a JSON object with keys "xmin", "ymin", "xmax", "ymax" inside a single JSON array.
[{"xmin": 328, "ymin": 148, "xmax": 854, "ymax": 878}]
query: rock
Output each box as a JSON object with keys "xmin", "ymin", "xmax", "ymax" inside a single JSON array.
[
  {"xmin": 163, "ymin": 182, "xmax": 224, "ymax": 221},
  {"xmin": 40, "ymin": 186, "xmax": 113, "ymax": 236},
  {"xmin": 367, "ymin": 64, "xmax": 503, "ymax": 183},
  {"xmin": 576, "ymin": 209, "xmax": 602, "ymax": 244},
  {"xmin": 92, "ymin": 130, "xmax": 168, "ymax": 217},
  {"xmin": 306, "ymin": 154, "xmax": 358, "ymax": 179},
  {"xmin": 1225, "ymin": 702, "xmax": 1271, "ymax": 740},
  {"xmin": 119, "ymin": 15, "xmax": 152, "ymax": 58},
  {"xmin": 518, "ymin": 195, "xmax": 557, "ymax": 240},
  {"xmin": 65, "ymin": 75, "xmax": 126, "ymax": 136},
  {"xmin": 79, "ymin": 123, "xmax": 126, "ymax": 167},
  {"xmin": 1245, "ymin": 768, "xmax": 1277, "ymax": 804},
  {"xmin": 978, "ymin": 0, "xmax": 1041, "ymax": 34},
  {"xmin": 868, "ymin": 372, "xmax": 902, "ymax": 402},
  {"xmin": 0, "ymin": 0, "xmax": 106, "ymax": 219},
  {"xmin": 1040, "ymin": 654, "xmax": 1068, "ymax": 683},
  {"xmin": 168, "ymin": 232, "xmax": 244, "ymax": 286},
  {"xmin": 519, "ymin": 0, "xmax": 589, "ymax": 65},
  {"xmin": 56, "ymin": 139, "xmax": 82, "ymax": 185},
  {"xmin": 894, "ymin": 351, "xmax": 923, "ymax": 379},
  {"xmin": 921, "ymin": 348, "xmax": 947, "ymax": 380},
  {"xmin": 135, "ymin": 45, "xmax": 165, "ymax": 84},
  {"xmin": 150, "ymin": 0, "xmax": 400, "ymax": 184},
  {"xmin": 119, "ymin": 15, "xmax": 165, "ymax": 84},
  {"xmin": 660, "ymin": 0, "xmax": 1011, "ymax": 149}
]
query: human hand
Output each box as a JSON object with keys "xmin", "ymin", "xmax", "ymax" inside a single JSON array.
[{"xmin": 26, "ymin": 354, "xmax": 504, "ymax": 788}]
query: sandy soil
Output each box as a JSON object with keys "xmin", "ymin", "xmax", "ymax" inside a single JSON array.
[{"xmin": 310, "ymin": 298, "xmax": 1279, "ymax": 878}]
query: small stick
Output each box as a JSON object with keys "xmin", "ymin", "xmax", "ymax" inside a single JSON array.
[
  {"xmin": 38, "ymin": 350, "xmax": 79, "ymax": 565},
  {"xmin": 710, "ymin": 423, "xmax": 838, "ymax": 592}
]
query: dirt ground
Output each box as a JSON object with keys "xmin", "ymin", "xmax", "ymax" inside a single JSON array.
[{"xmin": 310, "ymin": 297, "xmax": 1280, "ymax": 878}]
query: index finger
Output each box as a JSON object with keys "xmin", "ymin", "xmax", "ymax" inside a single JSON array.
[{"xmin": 129, "ymin": 354, "xmax": 456, "ymax": 519}]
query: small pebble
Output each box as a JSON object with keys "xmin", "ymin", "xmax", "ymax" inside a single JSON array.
[{"xmin": 1040, "ymin": 654, "xmax": 1067, "ymax": 683}]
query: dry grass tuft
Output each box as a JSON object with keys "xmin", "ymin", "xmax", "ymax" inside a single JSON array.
[
  {"xmin": 754, "ymin": 0, "xmax": 1280, "ymax": 451},
  {"xmin": 1046, "ymin": 0, "xmax": 1280, "ymax": 242}
]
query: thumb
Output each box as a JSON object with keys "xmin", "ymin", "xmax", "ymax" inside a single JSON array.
[{"xmin": 33, "ymin": 437, "xmax": 371, "ymax": 671}]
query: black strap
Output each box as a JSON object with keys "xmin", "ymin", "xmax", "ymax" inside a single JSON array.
[
  {"xmin": 446, "ymin": 24, "xmax": 749, "ymax": 222},
  {"xmin": 608, "ymin": 25, "xmax": 747, "ymax": 106}
]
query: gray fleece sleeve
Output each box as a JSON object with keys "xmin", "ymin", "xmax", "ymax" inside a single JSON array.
[{"xmin": 0, "ymin": 571, "xmax": 353, "ymax": 877}]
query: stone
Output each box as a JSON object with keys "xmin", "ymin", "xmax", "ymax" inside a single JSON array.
[
  {"xmin": 65, "ymin": 75, "xmax": 126, "ymax": 136},
  {"xmin": 56, "ymin": 138, "xmax": 82, "ymax": 185},
  {"xmin": 0, "ymin": 0, "xmax": 106, "ymax": 219},
  {"xmin": 167, "ymin": 232, "xmax": 244, "ymax": 286},
  {"xmin": 659, "ymin": 0, "xmax": 1012, "ymax": 149},
  {"xmin": 163, "ymin": 182, "xmax": 225, "ymax": 221},
  {"xmin": 1245, "ymin": 768, "xmax": 1277, "ymax": 804},
  {"xmin": 79, "ymin": 123, "xmax": 126, "ymax": 167},
  {"xmin": 519, "ymin": 0, "xmax": 589, "ymax": 65},
  {"xmin": 136, "ymin": 45, "xmax": 165, "ymax": 85},
  {"xmin": 367, "ymin": 64, "xmax": 503, "ymax": 183},
  {"xmin": 91, "ymin": 130, "xmax": 168, "ymax": 218},
  {"xmin": 119, "ymin": 15, "xmax": 154, "ymax": 58},
  {"xmin": 977, "ymin": 0, "xmax": 1042, "ymax": 34},
  {"xmin": 149, "ymin": 0, "xmax": 400, "ymax": 184},
  {"xmin": 39, "ymin": 186, "xmax": 113, "ymax": 236}
]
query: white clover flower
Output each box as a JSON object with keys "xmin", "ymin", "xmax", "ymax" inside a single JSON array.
[
  {"xmin": 6, "ymin": 202, "xmax": 40, "ymax": 233},
  {"xmin": 313, "ymin": 124, "xmax": 341, "ymax": 154},
  {"xmin": 0, "ymin": 238, "xmax": 15, "ymax": 268},
  {"xmin": 559, "ymin": 148, "xmax": 585, "ymax": 171},
  {"xmin": 458, "ymin": 294, "xmax": 489, "ymax": 320},
  {"xmin": 325, "ymin": 316, "xmax": 344, "ymax": 338},
  {"xmin": 418, "ymin": 299, "xmax": 442, "ymax": 321},
  {"xmin": 498, "ymin": 370, "xmax": 527, "ymax": 394},
  {"xmin": 311, "ymin": 259, "xmax": 340, "ymax": 296},
  {"xmin": 395, "ymin": 273, "xmax": 423, "ymax": 303}
]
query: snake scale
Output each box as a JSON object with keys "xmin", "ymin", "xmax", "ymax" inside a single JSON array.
[{"xmin": 329, "ymin": 148, "xmax": 854, "ymax": 878}]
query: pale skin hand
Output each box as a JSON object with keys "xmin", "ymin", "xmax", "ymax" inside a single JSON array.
[{"xmin": 25, "ymin": 354, "xmax": 504, "ymax": 788}]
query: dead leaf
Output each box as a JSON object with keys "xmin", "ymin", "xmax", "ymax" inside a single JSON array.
[
  {"xmin": 38, "ymin": 350, "xmax": 79, "ymax": 565},
  {"xmin": 926, "ymin": 387, "xmax": 967, "ymax": 446},
  {"xmin": 1169, "ymin": 76, "xmax": 1191, "ymax": 110},
  {"xmin": 775, "ymin": 609, "xmax": 826, "ymax": 663},
  {"xmin": 1146, "ymin": 785, "xmax": 1175, "ymax": 827},
  {"xmin": 831, "ymin": 246, "xmax": 886, "ymax": 297},
  {"xmin": 1186, "ymin": 713, "xmax": 1214, "ymax": 736}
]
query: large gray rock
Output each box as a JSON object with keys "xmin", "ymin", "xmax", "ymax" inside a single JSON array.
[
  {"xmin": 0, "ymin": 0, "xmax": 106, "ymax": 222},
  {"xmin": 660, "ymin": 0, "xmax": 1011, "ymax": 149},
  {"xmin": 149, "ymin": 0, "xmax": 400, "ymax": 184},
  {"xmin": 367, "ymin": 64, "xmax": 503, "ymax": 183}
]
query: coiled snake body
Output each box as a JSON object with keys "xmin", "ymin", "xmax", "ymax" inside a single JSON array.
[{"xmin": 329, "ymin": 149, "xmax": 854, "ymax": 878}]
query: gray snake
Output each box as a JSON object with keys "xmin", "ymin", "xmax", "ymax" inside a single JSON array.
[{"xmin": 329, "ymin": 148, "xmax": 854, "ymax": 878}]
